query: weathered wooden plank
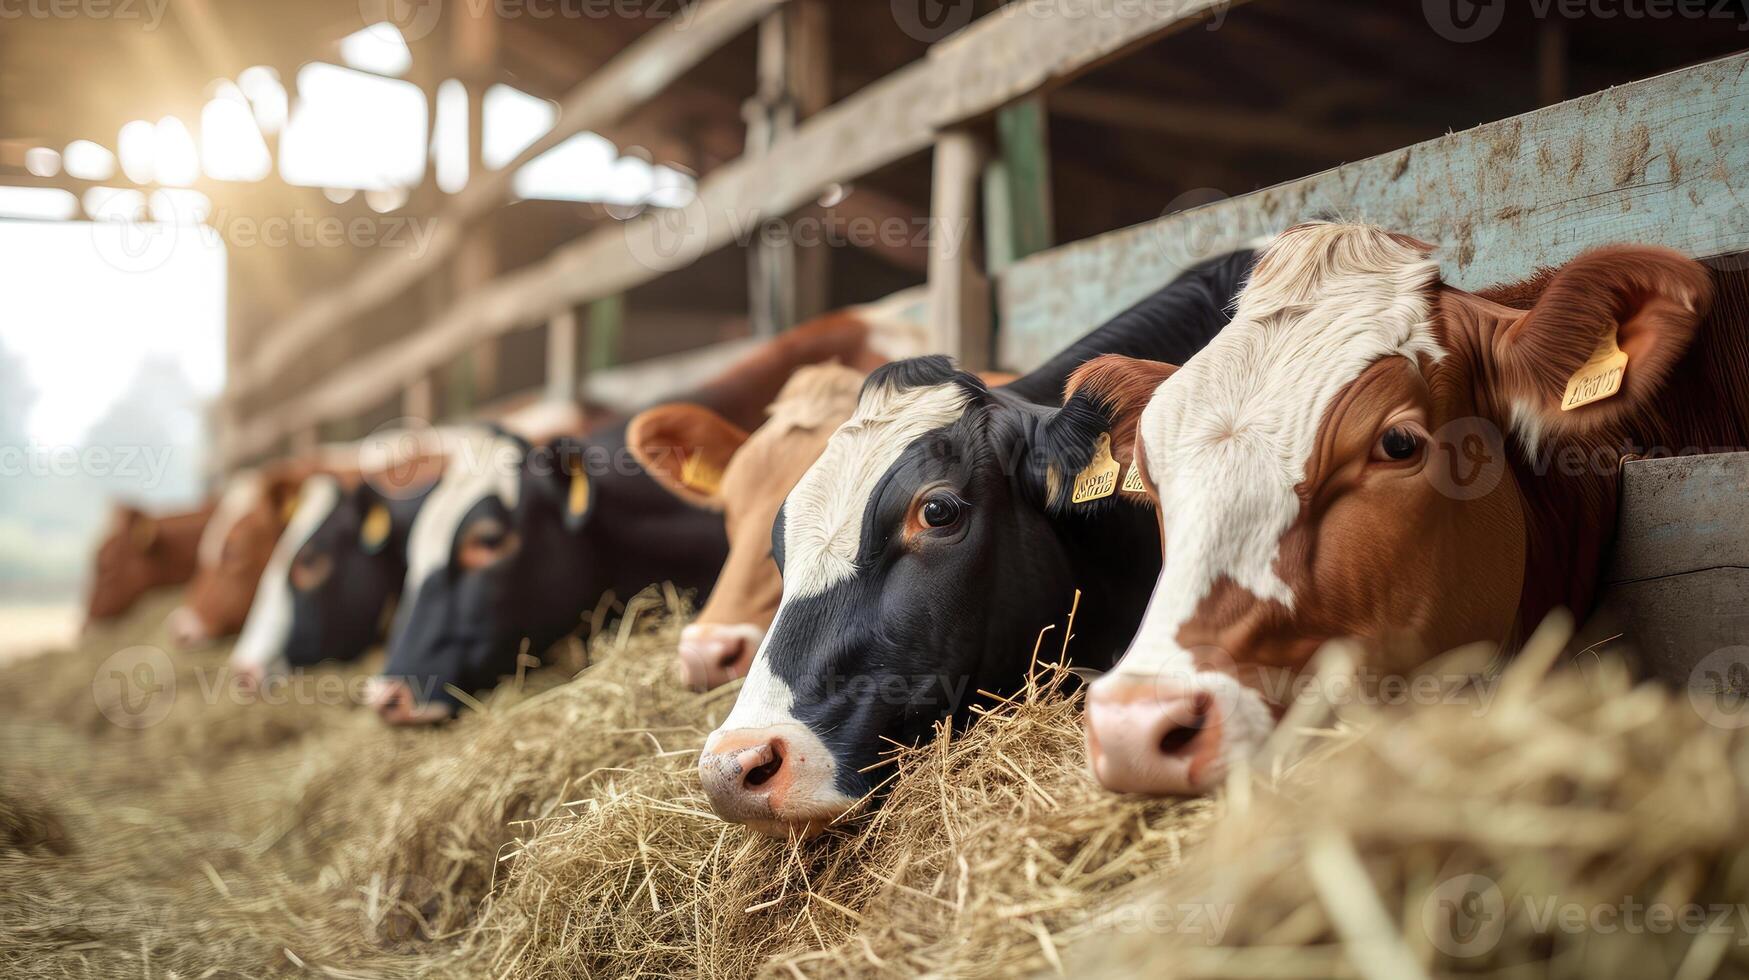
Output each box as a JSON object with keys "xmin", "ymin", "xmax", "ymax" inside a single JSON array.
[
  {"xmin": 1589, "ymin": 453, "xmax": 1749, "ymax": 686},
  {"xmin": 929, "ymin": 130, "xmax": 992, "ymax": 368},
  {"xmin": 998, "ymin": 51, "xmax": 1749, "ymax": 371},
  {"xmin": 229, "ymin": 0, "xmax": 788, "ymax": 399},
  {"xmin": 927, "ymin": 0, "xmax": 1238, "ymax": 127}
]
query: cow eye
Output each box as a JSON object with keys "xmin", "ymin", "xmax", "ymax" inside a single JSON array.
[
  {"xmin": 918, "ymin": 492, "xmax": 964, "ymax": 529},
  {"xmin": 1374, "ymin": 426, "xmax": 1422, "ymax": 462},
  {"xmin": 458, "ymin": 518, "xmax": 520, "ymax": 571},
  {"xmin": 291, "ymin": 549, "xmax": 333, "ymax": 591}
]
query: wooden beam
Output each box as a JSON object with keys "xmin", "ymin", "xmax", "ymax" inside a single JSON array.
[
  {"xmin": 229, "ymin": 0, "xmax": 790, "ymax": 401},
  {"xmin": 928, "ymin": 130, "xmax": 991, "ymax": 368},
  {"xmin": 998, "ymin": 52, "xmax": 1749, "ymax": 372}
]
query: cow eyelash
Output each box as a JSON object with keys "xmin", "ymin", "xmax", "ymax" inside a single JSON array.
[
  {"xmin": 915, "ymin": 490, "xmax": 968, "ymax": 531},
  {"xmin": 1371, "ymin": 424, "xmax": 1426, "ymax": 464}
]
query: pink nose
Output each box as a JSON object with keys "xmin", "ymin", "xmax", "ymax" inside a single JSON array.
[
  {"xmin": 698, "ymin": 725, "xmax": 848, "ymax": 837},
  {"xmin": 677, "ymin": 624, "xmax": 756, "ymax": 691},
  {"xmin": 165, "ymin": 606, "xmax": 210, "ymax": 650},
  {"xmin": 1084, "ymin": 678, "xmax": 1225, "ymax": 796},
  {"xmin": 367, "ymin": 677, "xmax": 453, "ymax": 726}
]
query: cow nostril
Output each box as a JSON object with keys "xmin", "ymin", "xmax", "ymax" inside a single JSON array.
[
  {"xmin": 715, "ymin": 639, "xmax": 746, "ymax": 670},
  {"xmin": 1159, "ymin": 693, "xmax": 1212, "ymax": 756},
  {"xmin": 744, "ymin": 743, "xmax": 784, "ymax": 788}
]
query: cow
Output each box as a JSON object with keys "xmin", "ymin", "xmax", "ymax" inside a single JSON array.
[
  {"xmin": 1076, "ymin": 221, "xmax": 1741, "ymax": 795},
  {"xmin": 166, "ymin": 459, "xmax": 319, "ymax": 649},
  {"xmin": 695, "ymin": 250, "xmax": 1257, "ymax": 836},
  {"xmin": 227, "ymin": 453, "xmax": 445, "ymax": 688},
  {"xmin": 631, "ymin": 365, "xmax": 1022, "ymax": 692},
  {"xmin": 369, "ymin": 308, "xmax": 929, "ymax": 724},
  {"xmin": 85, "ymin": 500, "xmax": 213, "ymax": 624},
  {"xmin": 629, "ymin": 363, "xmax": 869, "ymax": 691}
]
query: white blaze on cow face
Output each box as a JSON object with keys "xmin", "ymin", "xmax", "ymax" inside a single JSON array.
[
  {"xmin": 1091, "ymin": 225, "xmax": 1444, "ymax": 789},
  {"xmin": 196, "ymin": 470, "xmax": 265, "ymax": 570},
  {"xmin": 404, "ymin": 428, "xmax": 523, "ymax": 593},
  {"xmin": 230, "ymin": 475, "xmax": 342, "ymax": 678}
]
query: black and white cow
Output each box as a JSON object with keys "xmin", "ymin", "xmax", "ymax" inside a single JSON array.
[
  {"xmin": 228, "ymin": 470, "xmax": 437, "ymax": 686},
  {"xmin": 366, "ymin": 309, "xmax": 933, "ymax": 724},
  {"xmin": 697, "ymin": 249, "xmax": 1257, "ymax": 836}
]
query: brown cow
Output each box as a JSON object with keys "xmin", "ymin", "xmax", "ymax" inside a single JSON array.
[
  {"xmin": 629, "ymin": 362, "xmax": 867, "ymax": 690},
  {"xmin": 85, "ymin": 501, "xmax": 214, "ymax": 623},
  {"xmin": 166, "ymin": 459, "xmax": 317, "ymax": 649},
  {"xmin": 1074, "ymin": 222, "xmax": 1740, "ymax": 795}
]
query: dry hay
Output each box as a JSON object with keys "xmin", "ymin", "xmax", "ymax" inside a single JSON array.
[{"xmin": 1, "ymin": 589, "xmax": 1747, "ymax": 978}]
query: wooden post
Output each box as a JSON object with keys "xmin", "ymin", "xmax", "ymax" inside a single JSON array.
[
  {"xmin": 455, "ymin": 6, "xmax": 499, "ymax": 406},
  {"xmin": 546, "ymin": 307, "xmax": 579, "ymax": 400},
  {"xmin": 983, "ymin": 96, "xmax": 1053, "ymax": 275},
  {"xmin": 746, "ymin": 0, "xmax": 831, "ymax": 336},
  {"xmin": 928, "ymin": 130, "xmax": 991, "ymax": 369},
  {"xmin": 403, "ymin": 374, "xmax": 436, "ymax": 423},
  {"xmin": 587, "ymin": 295, "xmax": 625, "ymax": 373}
]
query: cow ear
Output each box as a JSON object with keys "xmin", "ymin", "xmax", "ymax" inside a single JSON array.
[
  {"xmin": 625, "ymin": 403, "xmax": 749, "ymax": 512},
  {"xmin": 1495, "ymin": 245, "xmax": 1711, "ymax": 442},
  {"xmin": 1018, "ymin": 355, "xmax": 1178, "ymax": 514},
  {"xmin": 129, "ymin": 513, "xmax": 159, "ymax": 552},
  {"xmin": 264, "ymin": 474, "xmax": 306, "ymax": 525}
]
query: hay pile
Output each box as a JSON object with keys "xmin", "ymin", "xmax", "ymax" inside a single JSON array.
[{"xmin": 2, "ymin": 591, "xmax": 1746, "ymax": 978}]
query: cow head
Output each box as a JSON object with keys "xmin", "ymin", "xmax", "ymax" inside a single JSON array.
[
  {"xmin": 1079, "ymin": 222, "xmax": 1712, "ymax": 795},
  {"xmin": 229, "ymin": 473, "xmax": 435, "ymax": 687},
  {"xmin": 167, "ymin": 466, "xmax": 307, "ymax": 648},
  {"xmin": 86, "ymin": 502, "xmax": 208, "ymax": 622},
  {"xmin": 698, "ymin": 357, "xmax": 1164, "ymax": 836},
  {"xmin": 629, "ymin": 363, "xmax": 865, "ymax": 691}
]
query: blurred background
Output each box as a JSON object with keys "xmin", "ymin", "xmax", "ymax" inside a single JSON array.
[{"xmin": 0, "ymin": 0, "xmax": 1742, "ymax": 655}]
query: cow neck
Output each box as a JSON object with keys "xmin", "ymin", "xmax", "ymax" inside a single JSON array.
[
  {"xmin": 1002, "ymin": 250, "xmax": 1253, "ymax": 406},
  {"xmin": 675, "ymin": 313, "xmax": 879, "ymax": 432},
  {"xmin": 1044, "ymin": 501, "xmax": 1163, "ymax": 672},
  {"xmin": 1479, "ymin": 267, "xmax": 1749, "ymax": 640}
]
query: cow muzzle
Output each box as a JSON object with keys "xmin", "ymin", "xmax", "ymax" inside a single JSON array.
[
  {"xmin": 677, "ymin": 623, "xmax": 762, "ymax": 691},
  {"xmin": 1084, "ymin": 671, "xmax": 1272, "ymax": 796},
  {"xmin": 165, "ymin": 606, "xmax": 211, "ymax": 650},
  {"xmin": 367, "ymin": 676, "xmax": 455, "ymax": 726},
  {"xmin": 698, "ymin": 723, "xmax": 855, "ymax": 837}
]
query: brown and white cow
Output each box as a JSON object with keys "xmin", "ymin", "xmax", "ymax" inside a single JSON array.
[
  {"xmin": 1076, "ymin": 222, "xmax": 1738, "ymax": 795},
  {"xmin": 85, "ymin": 500, "xmax": 214, "ymax": 624},
  {"xmin": 629, "ymin": 363, "xmax": 867, "ymax": 691},
  {"xmin": 166, "ymin": 459, "xmax": 319, "ymax": 649}
]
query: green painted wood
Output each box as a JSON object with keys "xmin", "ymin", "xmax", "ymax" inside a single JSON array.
[
  {"xmin": 997, "ymin": 52, "xmax": 1749, "ymax": 371},
  {"xmin": 986, "ymin": 96, "xmax": 1054, "ymax": 273},
  {"xmin": 587, "ymin": 295, "xmax": 625, "ymax": 373}
]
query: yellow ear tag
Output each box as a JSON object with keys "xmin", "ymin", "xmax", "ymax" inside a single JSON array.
[
  {"xmin": 360, "ymin": 503, "xmax": 392, "ymax": 550},
  {"xmin": 1561, "ymin": 333, "xmax": 1629, "ymax": 411},
  {"xmin": 280, "ymin": 492, "xmax": 302, "ymax": 523},
  {"xmin": 1071, "ymin": 433, "xmax": 1121, "ymax": 504},
  {"xmin": 1122, "ymin": 461, "xmax": 1147, "ymax": 495},
  {"xmin": 567, "ymin": 468, "xmax": 591, "ymax": 518},
  {"xmin": 680, "ymin": 451, "xmax": 723, "ymax": 496}
]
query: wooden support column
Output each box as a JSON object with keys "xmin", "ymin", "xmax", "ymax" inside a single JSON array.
[
  {"xmin": 983, "ymin": 96, "xmax": 1054, "ymax": 276},
  {"xmin": 455, "ymin": 5, "xmax": 499, "ymax": 411},
  {"xmin": 546, "ymin": 307, "xmax": 579, "ymax": 400},
  {"xmin": 746, "ymin": 0, "xmax": 830, "ymax": 336},
  {"xmin": 928, "ymin": 130, "xmax": 991, "ymax": 369},
  {"xmin": 587, "ymin": 296, "xmax": 625, "ymax": 374},
  {"xmin": 403, "ymin": 375, "xmax": 436, "ymax": 423}
]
